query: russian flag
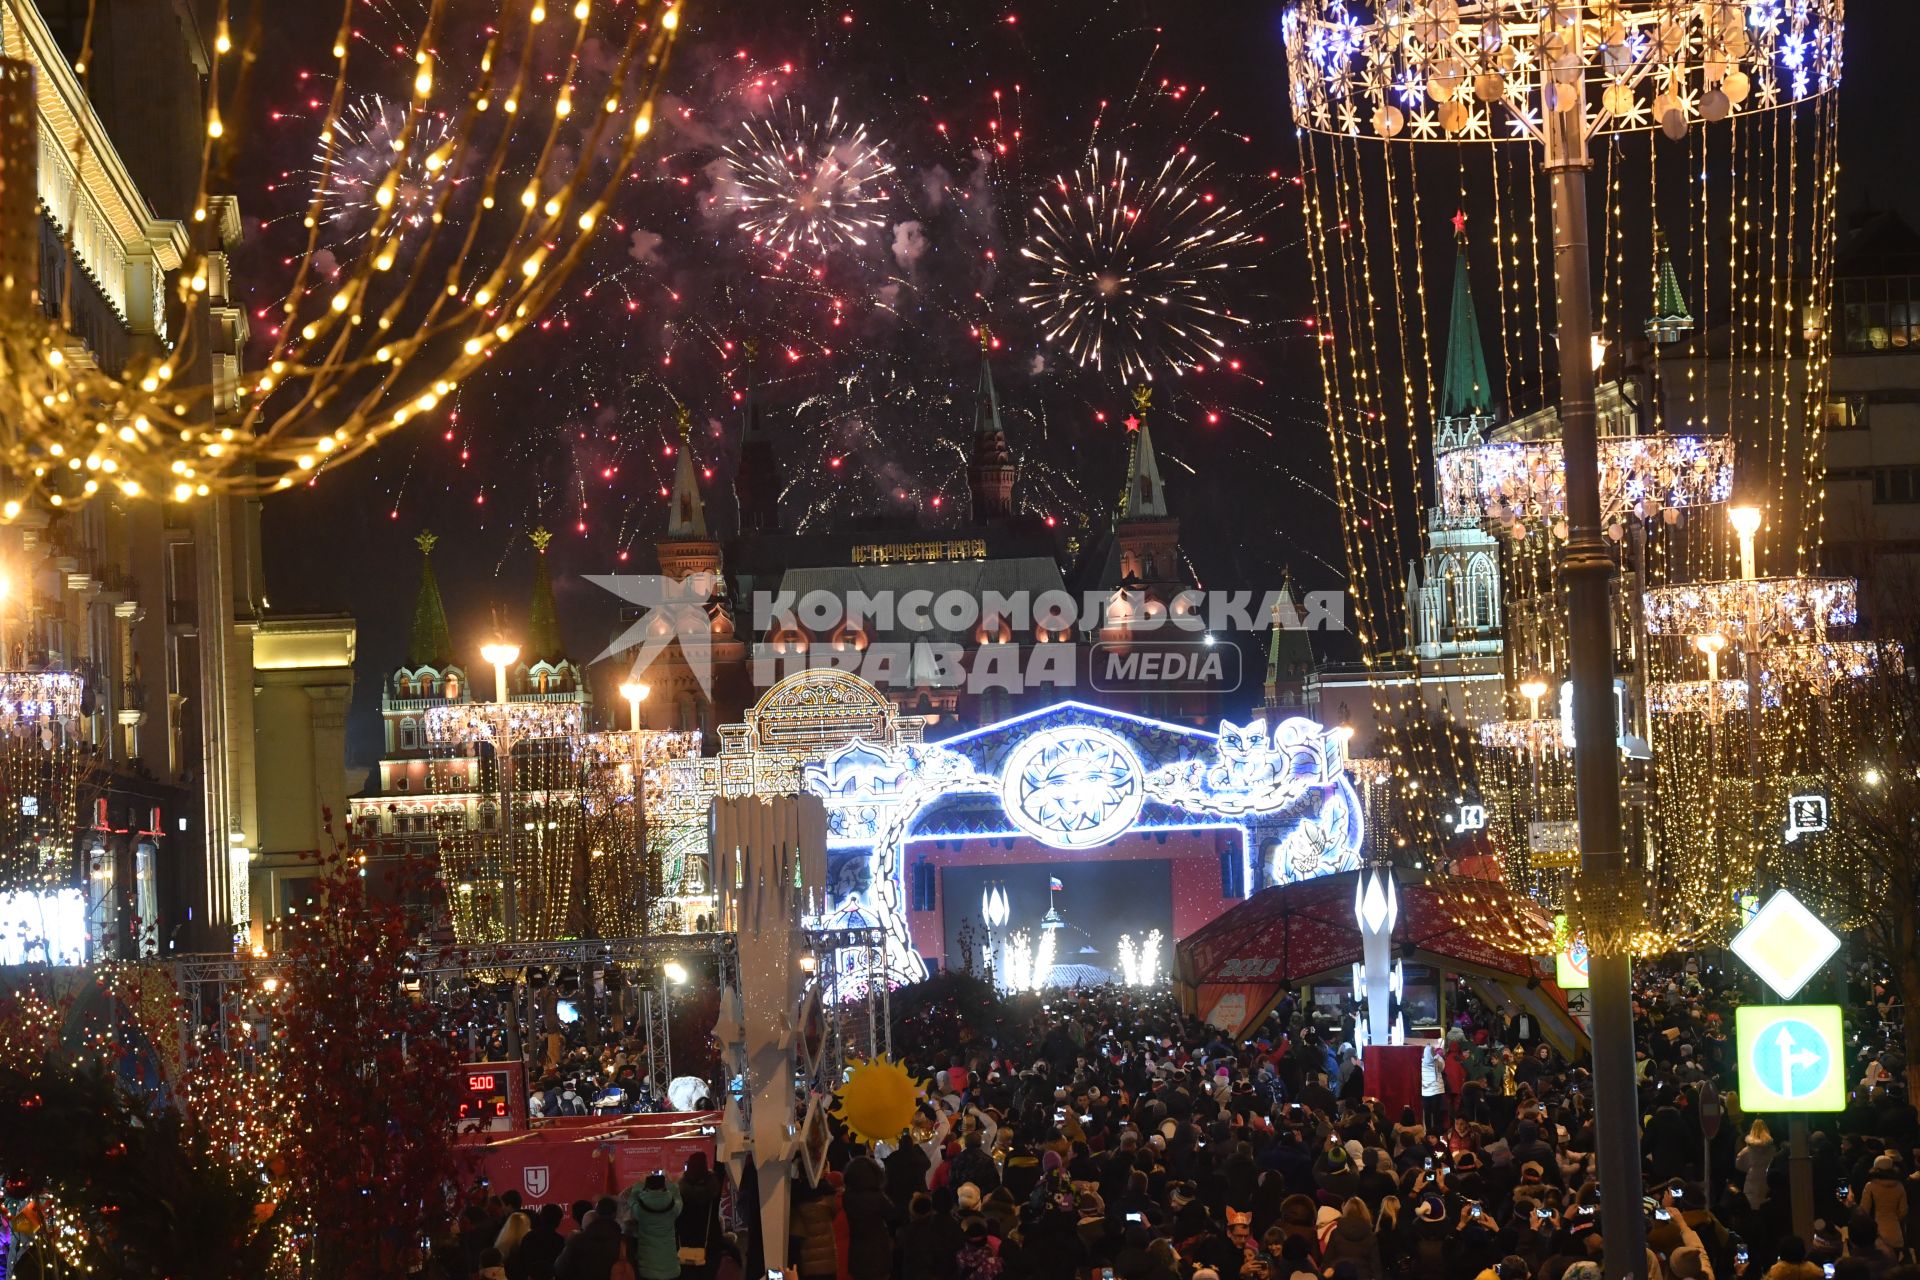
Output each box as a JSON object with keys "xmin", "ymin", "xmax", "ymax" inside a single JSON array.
[{"xmin": 1049, "ymin": 876, "xmax": 1064, "ymax": 892}]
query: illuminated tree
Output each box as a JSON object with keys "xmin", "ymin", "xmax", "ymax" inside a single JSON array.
[{"xmin": 273, "ymin": 848, "xmax": 461, "ymax": 1278}]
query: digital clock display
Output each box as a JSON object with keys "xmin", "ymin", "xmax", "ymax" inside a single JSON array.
[{"xmin": 467, "ymin": 1073, "xmax": 501, "ymax": 1093}]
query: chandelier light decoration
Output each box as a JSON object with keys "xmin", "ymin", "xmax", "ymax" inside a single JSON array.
[
  {"xmin": 0, "ymin": 0, "xmax": 684, "ymax": 509},
  {"xmin": 1282, "ymin": 0, "xmax": 1845, "ymax": 948},
  {"xmin": 1644, "ymin": 575, "xmax": 1857, "ymax": 641},
  {"xmin": 1438, "ymin": 433, "xmax": 1733, "ymax": 535},
  {"xmin": 1282, "ymin": 0, "xmax": 1841, "ymax": 145},
  {"xmin": 0, "ymin": 670, "xmax": 82, "ymax": 736}
]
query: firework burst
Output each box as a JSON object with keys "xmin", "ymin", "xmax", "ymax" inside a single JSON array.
[
  {"xmin": 312, "ymin": 95, "xmax": 458, "ymax": 248},
  {"xmin": 1020, "ymin": 148, "xmax": 1254, "ymax": 382},
  {"xmin": 720, "ymin": 98, "xmax": 895, "ymax": 256}
]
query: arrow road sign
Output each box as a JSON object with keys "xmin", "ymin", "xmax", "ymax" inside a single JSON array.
[{"xmin": 1735, "ymin": 1005, "xmax": 1845, "ymax": 1113}]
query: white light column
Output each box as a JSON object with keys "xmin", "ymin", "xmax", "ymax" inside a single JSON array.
[{"xmin": 1353, "ymin": 865, "xmax": 1400, "ymax": 1053}]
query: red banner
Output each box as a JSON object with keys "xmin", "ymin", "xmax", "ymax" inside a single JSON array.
[
  {"xmin": 457, "ymin": 1113, "xmax": 720, "ymax": 1211},
  {"xmin": 468, "ymin": 1133, "xmax": 614, "ymax": 1207}
]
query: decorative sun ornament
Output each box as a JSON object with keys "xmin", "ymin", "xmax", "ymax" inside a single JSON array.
[
  {"xmin": 1281, "ymin": 0, "xmax": 1842, "ymax": 144},
  {"xmin": 1437, "ymin": 434, "xmax": 1734, "ymax": 535},
  {"xmin": 831, "ymin": 1056, "xmax": 925, "ymax": 1145}
]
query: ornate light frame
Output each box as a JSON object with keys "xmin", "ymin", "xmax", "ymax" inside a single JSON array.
[
  {"xmin": 1281, "ymin": 0, "xmax": 1843, "ymax": 144},
  {"xmin": 1438, "ymin": 433, "xmax": 1734, "ymax": 530},
  {"xmin": 1643, "ymin": 576, "xmax": 1857, "ymax": 641}
]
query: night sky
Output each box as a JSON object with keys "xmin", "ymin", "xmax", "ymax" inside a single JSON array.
[{"xmin": 228, "ymin": 1, "xmax": 1916, "ymax": 765}]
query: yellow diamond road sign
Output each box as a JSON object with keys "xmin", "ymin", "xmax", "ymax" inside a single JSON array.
[{"xmin": 1730, "ymin": 890, "xmax": 1840, "ymax": 1000}]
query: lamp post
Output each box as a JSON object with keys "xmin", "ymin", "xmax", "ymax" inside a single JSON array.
[
  {"xmin": 618, "ymin": 680, "xmax": 650, "ymax": 733},
  {"xmin": 1728, "ymin": 505, "xmax": 1763, "ymax": 583},
  {"xmin": 479, "ymin": 641, "xmax": 522, "ymax": 937},
  {"xmin": 618, "ymin": 680, "xmax": 650, "ymax": 925},
  {"xmin": 482, "ymin": 641, "xmax": 520, "ymax": 706}
]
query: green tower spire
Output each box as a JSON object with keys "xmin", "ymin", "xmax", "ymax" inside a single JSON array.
[
  {"xmin": 1438, "ymin": 211, "xmax": 1495, "ymax": 424},
  {"xmin": 407, "ymin": 531, "xmax": 454, "ymax": 669},
  {"xmin": 525, "ymin": 527, "xmax": 565, "ymax": 664},
  {"xmin": 1646, "ymin": 228, "xmax": 1695, "ymax": 345}
]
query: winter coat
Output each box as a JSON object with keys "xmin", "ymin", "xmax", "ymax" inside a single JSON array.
[
  {"xmin": 1735, "ymin": 1138, "xmax": 1777, "ymax": 1211},
  {"xmin": 1319, "ymin": 1216, "xmax": 1383, "ymax": 1280},
  {"xmin": 842, "ymin": 1158, "xmax": 897, "ymax": 1280},
  {"xmin": 510, "ymin": 1222, "xmax": 566, "ymax": 1280},
  {"xmin": 1861, "ymin": 1173, "xmax": 1909, "ymax": 1251},
  {"xmin": 1421, "ymin": 1051, "xmax": 1446, "ymax": 1099},
  {"xmin": 553, "ymin": 1216, "xmax": 623, "ymax": 1280},
  {"xmin": 677, "ymin": 1171, "xmax": 720, "ymax": 1259},
  {"xmin": 790, "ymin": 1189, "xmax": 840, "ymax": 1280},
  {"xmin": 624, "ymin": 1181, "xmax": 684, "ymax": 1280},
  {"xmin": 897, "ymin": 1208, "xmax": 963, "ymax": 1280}
]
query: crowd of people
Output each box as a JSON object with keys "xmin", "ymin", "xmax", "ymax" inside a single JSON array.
[{"xmin": 423, "ymin": 958, "xmax": 1916, "ymax": 1280}]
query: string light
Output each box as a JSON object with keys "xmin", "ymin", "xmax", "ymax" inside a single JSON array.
[{"xmin": 0, "ymin": 0, "xmax": 687, "ymax": 509}]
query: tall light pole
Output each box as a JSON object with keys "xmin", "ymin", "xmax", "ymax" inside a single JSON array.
[
  {"xmin": 1539, "ymin": 97, "xmax": 1647, "ymax": 1274},
  {"xmin": 480, "ymin": 640, "xmax": 522, "ymax": 936},
  {"xmin": 1279, "ymin": 6, "xmax": 1843, "ymax": 1275},
  {"xmin": 619, "ymin": 680, "xmax": 650, "ymax": 926},
  {"xmin": 618, "ymin": 680, "xmax": 650, "ymax": 733}
]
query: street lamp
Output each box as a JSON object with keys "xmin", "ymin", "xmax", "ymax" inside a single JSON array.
[
  {"xmin": 1518, "ymin": 674, "xmax": 1549, "ymax": 721},
  {"xmin": 1728, "ymin": 505, "xmax": 1763, "ymax": 582},
  {"xmin": 481, "ymin": 641, "xmax": 520, "ymax": 705},
  {"xmin": 618, "ymin": 680, "xmax": 650, "ymax": 732}
]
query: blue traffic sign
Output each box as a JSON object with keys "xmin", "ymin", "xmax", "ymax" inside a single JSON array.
[{"xmin": 1735, "ymin": 1006, "xmax": 1845, "ymax": 1112}]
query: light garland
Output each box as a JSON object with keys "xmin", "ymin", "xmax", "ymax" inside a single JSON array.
[
  {"xmin": 1437, "ymin": 433, "xmax": 1734, "ymax": 533},
  {"xmin": 0, "ymin": 0, "xmax": 685, "ymax": 508},
  {"xmin": 1643, "ymin": 576, "xmax": 1857, "ymax": 640}
]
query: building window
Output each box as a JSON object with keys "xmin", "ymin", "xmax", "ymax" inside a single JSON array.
[
  {"xmin": 394, "ymin": 776, "xmax": 409, "ymax": 792},
  {"xmin": 1841, "ymin": 275, "xmax": 1920, "ymax": 353},
  {"xmin": 1874, "ymin": 466, "xmax": 1920, "ymax": 505},
  {"xmin": 911, "ymin": 860, "xmax": 937, "ymax": 912},
  {"xmin": 1822, "ymin": 398, "xmax": 1865, "ymax": 431},
  {"xmin": 399, "ymin": 718, "xmax": 419, "ymax": 751},
  {"xmin": 1467, "ymin": 555, "xmax": 1499, "ymax": 630}
]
